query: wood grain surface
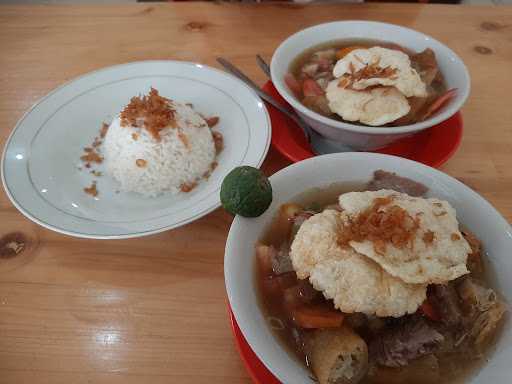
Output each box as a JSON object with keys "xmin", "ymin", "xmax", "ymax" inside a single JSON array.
[{"xmin": 1, "ymin": 3, "xmax": 511, "ymax": 383}]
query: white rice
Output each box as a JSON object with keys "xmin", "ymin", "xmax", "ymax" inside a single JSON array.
[{"xmin": 103, "ymin": 101, "xmax": 216, "ymax": 197}]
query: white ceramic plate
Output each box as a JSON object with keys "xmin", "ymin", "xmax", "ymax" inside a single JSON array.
[
  {"xmin": 225, "ymin": 153, "xmax": 511, "ymax": 384},
  {"xmin": 1, "ymin": 61, "xmax": 271, "ymax": 239}
]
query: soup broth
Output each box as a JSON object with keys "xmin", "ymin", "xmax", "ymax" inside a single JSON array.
[
  {"xmin": 286, "ymin": 39, "xmax": 450, "ymax": 126},
  {"xmin": 256, "ymin": 175, "xmax": 506, "ymax": 384}
]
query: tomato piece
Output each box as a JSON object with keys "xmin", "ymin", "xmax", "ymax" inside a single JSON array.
[
  {"xmin": 422, "ymin": 88, "xmax": 458, "ymax": 120},
  {"xmin": 419, "ymin": 300, "xmax": 441, "ymax": 321},
  {"xmin": 302, "ymin": 78, "xmax": 324, "ymax": 97},
  {"xmin": 284, "ymin": 73, "xmax": 302, "ymax": 98}
]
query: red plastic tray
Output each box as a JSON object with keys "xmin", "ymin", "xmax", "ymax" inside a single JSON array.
[{"xmin": 264, "ymin": 81, "xmax": 463, "ymax": 167}]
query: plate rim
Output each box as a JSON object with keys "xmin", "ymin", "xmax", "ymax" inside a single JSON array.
[{"xmin": 1, "ymin": 60, "xmax": 271, "ymax": 239}]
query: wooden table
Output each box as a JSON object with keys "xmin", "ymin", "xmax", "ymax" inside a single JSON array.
[{"xmin": 1, "ymin": 3, "xmax": 511, "ymax": 383}]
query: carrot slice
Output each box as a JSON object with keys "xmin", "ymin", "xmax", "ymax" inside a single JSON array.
[
  {"xmin": 284, "ymin": 73, "xmax": 302, "ymax": 98},
  {"xmin": 291, "ymin": 305, "xmax": 344, "ymax": 329},
  {"xmin": 335, "ymin": 46, "xmax": 365, "ymax": 60},
  {"xmin": 422, "ymin": 88, "xmax": 457, "ymax": 120},
  {"xmin": 419, "ymin": 300, "xmax": 440, "ymax": 321},
  {"xmin": 302, "ymin": 79, "xmax": 324, "ymax": 97}
]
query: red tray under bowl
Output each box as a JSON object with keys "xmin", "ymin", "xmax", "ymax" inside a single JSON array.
[
  {"xmin": 264, "ymin": 81, "xmax": 463, "ymax": 167},
  {"xmin": 229, "ymin": 306, "xmax": 280, "ymax": 384}
]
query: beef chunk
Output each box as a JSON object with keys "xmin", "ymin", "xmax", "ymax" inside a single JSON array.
[
  {"xmin": 461, "ymin": 230, "xmax": 483, "ymax": 275},
  {"xmin": 367, "ymin": 355, "xmax": 440, "ymax": 384},
  {"xmin": 392, "ymin": 96, "xmax": 432, "ymax": 126},
  {"xmin": 431, "ymin": 284, "xmax": 463, "ymax": 327},
  {"xmin": 458, "ymin": 278, "xmax": 496, "ymax": 316},
  {"xmin": 471, "ymin": 300, "xmax": 506, "ymax": 347},
  {"xmin": 293, "ymin": 211, "xmax": 315, "ymax": 227},
  {"xmin": 367, "ymin": 170, "xmax": 429, "ymax": 197},
  {"xmin": 284, "ymin": 279, "xmax": 320, "ymax": 307},
  {"xmin": 411, "ymin": 48, "xmax": 439, "ymax": 86},
  {"xmin": 295, "ymin": 279, "xmax": 319, "ymax": 302},
  {"xmin": 345, "ymin": 313, "xmax": 368, "ymax": 330},
  {"xmin": 457, "ymin": 278, "xmax": 507, "ymax": 348},
  {"xmin": 290, "ymin": 210, "xmax": 315, "ymax": 241},
  {"xmin": 271, "ymin": 243, "xmax": 294, "ymax": 275},
  {"xmin": 369, "ymin": 318, "xmax": 444, "ymax": 367}
]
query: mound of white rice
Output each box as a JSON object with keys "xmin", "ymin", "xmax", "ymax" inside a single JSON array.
[{"xmin": 103, "ymin": 101, "xmax": 216, "ymax": 197}]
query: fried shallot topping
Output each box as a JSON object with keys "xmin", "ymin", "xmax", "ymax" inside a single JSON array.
[
  {"xmin": 84, "ymin": 182, "xmax": 98, "ymax": 197},
  {"xmin": 423, "ymin": 230, "xmax": 435, "ymax": 244},
  {"xmin": 451, "ymin": 233, "xmax": 461, "ymax": 241},
  {"xmin": 205, "ymin": 116, "xmax": 219, "ymax": 128},
  {"xmin": 180, "ymin": 182, "xmax": 197, "ymax": 193},
  {"xmin": 80, "ymin": 149, "xmax": 103, "ymax": 164},
  {"xmin": 100, "ymin": 123, "xmax": 109, "ymax": 138},
  {"xmin": 212, "ymin": 131, "xmax": 224, "ymax": 155},
  {"xmin": 120, "ymin": 88, "xmax": 176, "ymax": 141},
  {"xmin": 338, "ymin": 196, "xmax": 420, "ymax": 254},
  {"xmin": 202, "ymin": 161, "xmax": 218, "ymax": 179},
  {"xmin": 178, "ymin": 130, "xmax": 190, "ymax": 149},
  {"xmin": 92, "ymin": 137, "xmax": 102, "ymax": 147},
  {"xmin": 135, "ymin": 159, "xmax": 147, "ymax": 168},
  {"xmin": 462, "ymin": 230, "xmax": 481, "ymax": 256},
  {"xmin": 338, "ymin": 63, "xmax": 398, "ymax": 89}
]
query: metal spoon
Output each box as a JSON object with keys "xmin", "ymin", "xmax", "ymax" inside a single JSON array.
[{"xmin": 217, "ymin": 57, "xmax": 352, "ymax": 155}]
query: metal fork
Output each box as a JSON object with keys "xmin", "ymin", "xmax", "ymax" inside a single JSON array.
[
  {"xmin": 217, "ymin": 57, "xmax": 353, "ymax": 155},
  {"xmin": 254, "ymin": 55, "xmax": 354, "ymax": 154},
  {"xmin": 256, "ymin": 54, "xmax": 271, "ymax": 78},
  {"xmin": 216, "ymin": 57, "xmax": 313, "ymax": 144}
]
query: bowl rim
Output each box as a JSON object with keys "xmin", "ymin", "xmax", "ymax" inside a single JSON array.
[
  {"xmin": 270, "ymin": 20, "xmax": 471, "ymax": 135},
  {"xmin": 225, "ymin": 152, "xmax": 511, "ymax": 384}
]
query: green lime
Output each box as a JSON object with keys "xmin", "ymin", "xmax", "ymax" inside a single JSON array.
[{"xmin": 220, "ymin": 166, "xmax": 272, "ymax": 217}]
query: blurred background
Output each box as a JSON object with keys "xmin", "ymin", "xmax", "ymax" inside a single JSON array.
[{"xmin": 1, "ymin": 0, "xmax": 511, "ymax": 6}]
